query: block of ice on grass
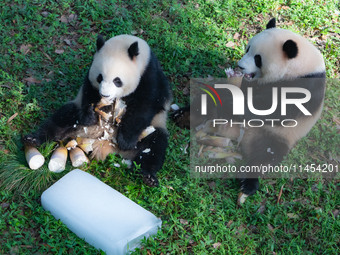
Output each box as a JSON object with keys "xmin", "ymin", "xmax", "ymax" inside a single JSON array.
[{"xmin": 41, "ymin": 169, "xmax": 162, "ymax": 255}]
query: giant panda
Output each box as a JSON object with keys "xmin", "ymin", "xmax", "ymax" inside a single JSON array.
[
  {"xmin": 23, "ymin": 34, "xmax": 172, "ymax": 187},
  {"xmin": 174, "ymin": 18, "xmax": 326, "ymax": 201},
  {"xmin": 234, "ymin": 18, "xmax": 325, "ymax": 199}
]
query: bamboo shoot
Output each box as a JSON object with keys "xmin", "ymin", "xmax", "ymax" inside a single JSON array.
[
  {"xmin": 70, "ymin": 147, "xmax": 89, "ymax": 167},
  {"xmin": 48, "ymin": 146, "xmax": 68, "ymax": 173},
  {"xmin": 25, "ymin": 145, "xmax": 45, "ymax": 170}
]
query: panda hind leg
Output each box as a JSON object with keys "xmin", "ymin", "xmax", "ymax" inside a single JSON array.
[
  {"xmin": 239, "ymin": 178, "xmax": 260, "ymax": 196},
  {"xmin": 23, "ymin": 102, "xmax": 82, "ymax": 147},
  {"xmin": 239, "ymin": 130, "xmax": 290, "ymax": 197},
  {"xmin": 133, "ymin": 128, "xmax": 168, "ymax": 187}
]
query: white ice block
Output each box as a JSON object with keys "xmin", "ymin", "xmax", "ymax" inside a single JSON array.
[{"xmin": 41, "ymin": 169, "xmax": 162, "ymax": 255}]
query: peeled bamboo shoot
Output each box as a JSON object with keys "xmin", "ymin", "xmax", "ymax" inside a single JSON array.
[
  {"xmin": 139, "ymin": 126, "xmax": 156, "ymax": 141},
  {"xmin": 48, "ymin": 146, "xmax": 68, "ymax": 173},
  {"xmin": 197, "ymin": 135, "xmax": 231, "ymax": 147},
  {"xmin": 76, "ymin": 137, "xmax": 95, "ymax": 154},
  {"xmin": 25, "ymin": 145, "xmax": 45, "ymax": 170},
  {"xmin": 70, "ymin": 147, "xmax": 89, "ymax": 167},
  {"xmin": 65, "ymin": 139, "xmax": 78, "ymax": 150}
]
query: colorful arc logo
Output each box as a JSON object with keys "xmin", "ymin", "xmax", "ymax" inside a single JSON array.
[{"xmin": 199, "ymin": 84, "xmax": 223, "ymax": 107}]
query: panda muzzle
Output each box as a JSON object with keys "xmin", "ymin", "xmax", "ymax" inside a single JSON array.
[{"xmin": 100, "ymin": 93, "xmax": 111, "ymax": 98}]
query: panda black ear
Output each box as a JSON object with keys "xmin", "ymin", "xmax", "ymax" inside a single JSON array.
[
  {"xmin": 128, "ymin": 41, "xmax": 139, "ymax": 60},
  {"xmin": 283, "ymin": 40, "xmax": 298, "ymax": 59},
  {"xmin": 266, "ymin": 18, "xmax": 276, "ymax": 29},
  {"xmin": 96, "ymin": 35, "xmax": 105, "ymax": 51}
]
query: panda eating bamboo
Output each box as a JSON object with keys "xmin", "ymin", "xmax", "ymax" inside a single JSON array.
[
  {"xmin": 174, "ymin": 18, "xmax": 326, "ymax": 203},
  {"xmin": 23, "ymin": 34, "xmax": 172, "ymax": 187}
]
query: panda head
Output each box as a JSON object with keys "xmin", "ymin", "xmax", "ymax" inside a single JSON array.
[
  {"xmin": 238, "ymin": 18, "xmax": 325, "ymax": 84},
  {"xmin": 89, "ymin": 34, "xmax": 151, "ymax": 101}
]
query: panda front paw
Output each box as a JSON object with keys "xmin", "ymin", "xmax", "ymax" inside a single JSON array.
[
  {"xmin": 22, "ymin": 134, "xmax": 42, "ymax": 147},
  {"xmin": 171, "ymin": 107, "xmax": 190, "ymax": 129},
  {"xmin": 80, "ymin": 105, "xmax": 98, "ymax": 126},
  {"xmin": 117, "ymin": 129, "xmax": 138, "ymax": 150}
]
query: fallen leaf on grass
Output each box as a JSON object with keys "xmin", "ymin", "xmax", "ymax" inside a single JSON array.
[
  {"xmin": 225, "ymin": 41, "xmax": 236, "ymax": 48},
  {"xmin": 41, "ymin": 11, "xmax": 50, "ymax": 17},
  {"xmin": 10, "ymin": 246, "xmax": 19, "ymax": 254},
  {"xmin": 236, "ymin": 224, "xmax": 246, "ymax": 235},
  {"xmin": 226, "ymin": 220, "xmax": 233, "ymax": 227},
  {"xmin": 60, "ymin": 15, "xmax": 68, "ymax": 23},
  {"xmin": 165, "ymin": 185, "xmax": 174, "ymax": 191},
  {"xmin": 1, "ymin": 202, "xmax": 10, "ymax": 209},
  {"xmin": 257, "ymin": 204, "xmax": 266, "ymax": 214},
  {"xmin": 329, "ymin": 152, "xmax": 340, "ymax": 162},
  {"xmin": 233, "ymin": 32, "xmax": 240, "ymax": 40},
  {"xmin": 267, "ymin": 223, "xmax": 274, "ymax": 231},
  {"xmin": 68, "ymin": 13, "xmax": 78, "ymax": 22},
  {"xmin": 131, "ymin": 29, "xmax": 144, "ymax": 35},
  {"xmin": 0, "ymin": 84, "xmax": 11, "ymax": 89},
  {"xmin": 180, "ymin": 219, "xmax": 188, "ymax": 225},
  {"xmin": 213, "ymin": 242, "xmax": 221, "ymax": 249},
  {"xmin": 7, "ymin": 113, "xmax": 18, "ymax": 123},
  {"xmin": 60, "ymin": 14, "xmax": 78, "ymax": 23},
  {"xmin": 23, "ymin": 76, "xmax": 41, "ymax": 84},
  {"xmin": 277, "ymin": 184, "xmax": 284, "ymax": 204},
  {"xmin": 43, "ymin": 78, "xmax": 52, "ymax": 83},
  {"xmin": 55, "ymin": 49, "xmax": 64, "ymax": 54},
  {"xmin": 331, "ymin": 209, "xmax": 339, "ymax": 218},
  {"xmin": 267, "ymin": 180, "xmax": 277, "ymax": 185},
  {"xmin": 64, "ymin": 39, "xmax": 71, "ymax": 46},
  {"xmin": 278, "ymin": 5, "xmax": 290, "ymax": 10},
  {"xmin": 315, "ymin": 207, "xmax": 323, "ymax": 215},
  {"xmin": 20, "ymin": 44, "xmax": 32, "ymax": 55},
  {"xmin": 41, "ymin": 51, "xmax": 53, "ymax": 62},
  {"xmin": 287, "ymin": 213, "xmax": 299, "ymax": 219}
]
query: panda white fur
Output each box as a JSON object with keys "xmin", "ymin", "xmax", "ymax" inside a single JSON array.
[
  {"xmin": 174, "ymin": 18, "xmax": 326, "ymax": 198},
  {"xmin": 23, "ymin": 34, "xmax": 172, "ymax": 186}
]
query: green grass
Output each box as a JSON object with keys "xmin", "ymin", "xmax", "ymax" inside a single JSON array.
[{"xmin": 0, "ymin": 0, "xmax": 339, "ymax": 254}]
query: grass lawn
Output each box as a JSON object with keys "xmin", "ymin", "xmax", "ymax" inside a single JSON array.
[{"xmin": 0, "ymin": 0, "xmax": 339, "ymax": 254}]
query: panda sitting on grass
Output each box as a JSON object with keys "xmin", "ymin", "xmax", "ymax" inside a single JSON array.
[{"xmin": 23, "ymin": 34, "xmax": 172, "ymax": 187}]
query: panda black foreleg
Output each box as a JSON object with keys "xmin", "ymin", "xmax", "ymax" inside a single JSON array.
[
  {"xmin": 117, "ymin": 106, "xmax": 158, "ymax": 151},
  {"xmin": 23, "ymin": 102, "xmax": 97, "ymax": 147},
  {"xmin": 132, "ymin": 128, "xmax": 168, "ymax": 187},
  {"xmin": 239, "ymin": 131, "xmax": 290, "ymax": 196}
]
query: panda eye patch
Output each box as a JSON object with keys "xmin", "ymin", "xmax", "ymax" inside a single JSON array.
[
  {"xmin": 113, "ymin": 77, "xmax": 122, "ymax": 87},
  {"xmin": 254, "ymin": 55, "xmax": 262, "ymax": 68},
  {"xmin": 96, "ymin": 74, "xmax": 103, "ymax": 83}
]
